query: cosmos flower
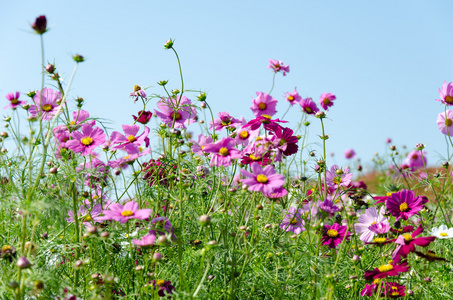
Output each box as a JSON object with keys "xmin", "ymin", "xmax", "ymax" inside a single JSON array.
[
  {"xmin": 202, "ymin": 137, "xmax": 242, "ymax": 167},
  {"xmin": 325, "ymin": 165, "xmax": 353, "ymax": 189},
  {"xmin": 321, "ymin": 223, "xmax": 350, "ymax": 248},
  {"xmin": 240, "ymin": 162, "xmax": 285, "ymax": 195},
  {"xmin": 279, "ymin": 207, "xmax": 305, "ymax": 234},
  {"xmin": 283, "ymin": 88, "xmax": 302, "ymax": 106},
  {"xmin": 250, "ymin": 92, "xmax": 278, "ymax": 117},
  {"xmin": 364, "ymin": 260, "xmax": 410, "ymax": 280},
  {"xmin": 242, "ymin": 115, "xmax": 287, "ymax": 132},
  {"xmin": 235, "ymin": 125, "xmax": 259, "ymax": 147},
  {"xmin": 110, "ymin": 125, "xmax": 150, "ymax": 150},
  {"xmin": 66, "ymin": 124, "xmax": 106, "ymax": 156},
  {"xmin": 401, "ymin": 150, "xmax": 427, "ymax": 170},
  {"xmin": 4, "ymin": 91, "xmax": 26, "ymax": 109},
  {"xmin": 210, "ymin": 112, "xmax": 242, "ymax": 131},
  {"xmin": 133, "ymin": 110, "xmax": 152, "ymax": 124},
  {"xmin": 132, "ymin": 233, "xmax": 157, "ymax": 248},
  {"xmin": 130, "ymin": 85, "xmax": 147, "ymax": 103},
  {"xmin": 355, "ymin": 206, "xmax": 389, "ymax": 242},
  {"xmin": 318, "ymin": 199, "xmax": 341, "ymax": 215},
  {"xmin": 415, "ymin": 250, "xmax": 448, "ymax": 262},
  {"xmin": 386, "ymin": 189, "xmax": 424, "ymax": 220},
  {"xmin": 29, "ymin": 87, "xmax": 62, "ymax": 120},
  {"xmin": 154, "ymin": 95, "xmax": 196, "ymax": 128},
  {"xmin": 344, "ymin": 148, "xmax": 356, "ymax": 159},
  {"xmin": 392, "ymin": 225, "xmax": 436, "ymax": 262},
  {"xmin": 270, "ymin": 126, "xmax": 298, "ymax": 156},
  {"xmin": 100, "ymin": 200, "xmax": 152, "ymax": 224},
  {"xmin": 435, "ymin": 81, "xmax": 453, "ymax": 105},
  {"xmin": 319, "ymin": 92, "xmax": 336, "ymax": 110},
  {"xmin": 429, "ymin": 224, "xmax": 453, "ymax": 239},
  {"xmin": 66, "ymin": 202, "xmax": 103, "ymax": 227},
  {"xmin": 191, "ymin": 134, "xmax": 213, "ymax": 156},
  {"xmin": 267, "ymin": 59, "xmax": 290, "ymax": 76},
  {"xmin": 437, "ymin": 110, "xmax": 453, "ymax": 136},
  {"xmin": 300, "ymin": 97, "xmax": 319, "ymax": 115}
]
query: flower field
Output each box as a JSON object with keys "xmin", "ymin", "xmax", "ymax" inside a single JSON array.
[{"xmin": 2, "ymin": 15, "xmax": 453, "ymax": 299}]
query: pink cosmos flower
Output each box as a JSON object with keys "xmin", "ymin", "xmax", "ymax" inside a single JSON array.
[
  {"xmin": 267, "ymin": 59, "xmax": 290, "ymax": 76},
  {"xmin": 235, "ymin": 126, "xmax": 259, "ymax": 147},
  {"xmin": 392, "ymin": 225, "xmax": 436, "ymax": 262},
  {"xmin": 437, "ymin": 110, "xmax": 453, "ymax": 136},
  {"xmin": 319, "ymin": 92, "xmax": 336, "ymax": 110},
  {"xmin": 344, "ymin": 148, "xmax": 356, "ymax": 159},
  {"xmin": 66, "ymin": 123, "xmax": 106, "ymax": 156},
  {"xmin": 132, "ymin": 233, "xmax": 157, "ymax": 248},
  {"xmin": 110, "ymin": 125, "xmax": 150, "ymax": 150},
  {"xmin": 250, "ymin": 92, "xmax": 278, "ymax": 117},
  {"xmin": 191, "ymin": 134, "xmax": 213, "ymax": 156},
  {"xmin": 401, "ymin": 150, "xmax": 427, "ymax": 171},
  {"xmin": 240, "ymin": 162, "xmax": 285, "ymax": 195},
  {"xmin": 154, "ymin": 96, "xmax": 196, "ymax": 128},
  {"xmin": 279, "ymin": 207, "xmax": 305, "ymax": 234},
  {"xmin": 76, "ymin": 158, "xmax": 109, "ymax": 188},
  {"xmin": 321, "ymin": 223, "xmax": 350, "ymax": 249},
  {"xmin": 4, "ymin": 91, "xmax": 26, "ymax": 109},
  {"xmin": 300, "ymin": 97, "xmax": 319, "ymax": 115},
  {"xmin": 130, "ymin": 85, "xmax": 147, "ymax": 103},
  {"xmin": 283, "ymin": 88, "xmax": 302, "ymax": 106},
  {"xmin": 386, "ymin": 189, "xmax": 424, "ymax": 220},
  {"xmin": 435, "ymin": 81, "xmax": 453, "ymax": 105},
  {"xmin": 203, "ymin": 137, "xmax": 242, "ymax": 167},
  {"xmin": 243, "ymin": 115, "xmax": 287, "ymax": 132},
  {"xmin": 318, "ymin": 199, "xmax": 340, "ymax": 215},
  {"xmin": 100, "ymin": 200, "xmax": 151, "ymax": 224},
  {"xmin": 66, "ymin": 202, "xmax": 103, "ymax": 227},
  {"xmin": 29, "ymin": 87, "xmax": 62, "ymax": 120},
  {"xmin": 108, "ymin": 144, "xmax": 150, "ymax": 169},
  {"xmin": 364, "ymin": 261, "xmax": 410, "ymax": 280},
  {"xmin": 270, "ymin": 126, "xmax": 298, "ymax": 156},
  {"xmin": 210, "ymin": 112, "xmax": 242, "ymax": 131},
  {"xmin": 354, "ymin": 206, "xmax": 389, "ymax": 242},
  {"xmin": 69, "ymin": 110, "xmax": 95, "ymax": 130},
  {"xmin": 325, "ymin": 165, "xmax": 353, "ymax": 189}
]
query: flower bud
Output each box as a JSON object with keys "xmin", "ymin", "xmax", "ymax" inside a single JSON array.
[
  {"xmin": 17, "ymin": 257, "xmax": 31, "ymax": 269},
  {"xmin": 153, "ymin": 252, "xmax": 163, "ymax": 261},
  {"xmin": 315, "ymin": 111, "xmax": 326, "ymax": 118},
  {"xmin": 0, "ymin": 132, "xmax": 8, "ymax": 138},
  {"xmin": 352, "ymin": 255, "xmax": 360, "ymax": 262},
  {"xmin": 157, "ymin": 235, "xmax": 168, "ymax": 245},
  {"xmin": 49, "ymin": 167, "xmax": 58, "ymax": 174},
  {"xmin": 197, "ymin": 93, "xmax": 207, "ymax": 102},
  {"xmin": 239, "ymin": 225, "xmax": 247, "ymax": 231},
  {"xmin": 73, "ymin": 54, "xmax": 84, "ymax": 63},
  {"xmin": 45, "ymin": 64, "xmax": 55, "ymax": 74},
  {"xmin": 100, "ymin": 231, "xmax": 110, "ymax": 239},
  {"xmin": 31, "ymin": 15, "xmax": 47, "ymax": 34},
  {"xmin": 158, "ymin": 80, "xmax": 168, "ymax": 86},
  {"xmin": 416, "ymin": 143, "xmax": 425, "ymax": 150},
  {"xmin": 199, "ymin": 215, "xmax": 211, "ymax": 226},
  {"xmin": 164, "ymin": 39, "xmax": 174, "ymax": 49},
  {"xmin": 74, "ymin": 260, "xmax": 84, "ymax": 269}
]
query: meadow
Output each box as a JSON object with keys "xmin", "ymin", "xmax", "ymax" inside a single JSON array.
[{"xmin": 1, "ymin": 15, "xmax": 453, "ymax": 299}]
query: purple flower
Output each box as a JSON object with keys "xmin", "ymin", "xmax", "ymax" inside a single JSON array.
[
  {"xmin": 76, "ymin": 158, "xmax": 110, "ymax": 188},
  {"xmin": 154, "ymin": 96, "xmax": 196, "ymax": 128},
  {"xmin": 66, "ymin": 202, "xmax": 103, "ymax": 227},
  {"xmin": 279, "ymin": 207, "xmax": 305, "ymax": 234},
  {"xmin": 283, "ymin": 88, "xmax": 302, "ymax": 106},
  {"xmin": 386, "ymin": 189, "xmax": 424, "ymax": 220},
  {"xmin": 242, "ymin": 115, "xmax": 287, "ymax": 132},
  {"xmin": 191, "ymin": 134, "xmax": 213, "ymax": 156},
  {"xmin": 437, "ymin": 110, "xmax": 453, "ymax": 136},
  {"xmin": 319, "ymin": 92, "xmax": 336, "ymax": 110},
  {"xmin": 344, "ymin": 148, "xmax": 356, "ymax": 159},
  {"xmin": 392, "ymin": 225, "xmax": 436, "ymax": 263},
  {"xmin": 100, "ymin": 200, "xmax": 152, "ymax": 224},
  {"xmin": 354, "ymin": 206, "xmax": 389, "ymax": 242},
  {"xmin": 235, "ymin": 126, "xmax": 259, "ymax": 147},
  {"xmin": 325, "ymin": 165, "xmax": 353, "ymax": 189},
  {"xmin": 4, "ymin": 91, "xmax": 26, "ymax": 109},
  {"xmin": 29, "ymin": 88, "xmax": 62, "ymax": 120},
  {"xmin": 66, "ymin": 123, "xmax": 106, "ymax": 156},
  {"xmin": 240, "ymin": 162, "xmax": 285, "ymax": 195},
  {"xmin": 149, "ymin": 217, "xmax": 177, "ymax": 241},
  {"xmin": 210, "ymin": 112, "xmax": 242, "ymax": 131},
  {"xmin": 321, "ymin": 223, "xmax": 350, "ymax": 249},
  {"xmin": 267, "ymin": 59, "xmax": 290, "ymax": 76},
  {"xmin": 110, "ymin": 125, "xmax": 150, "ymax": 150},
  {"xmin": 132, "ymin": 233, "xmax": 157, "ymax": 248},
  {"xmin": 203, "ymin": 137, "xmax": 242, "ymax": 167},
  {"xmin": 435, "ymin": 81, "xmax": 453, "ymax": 105},
  {"xmin": 402, "ymin": 150, "xmax": 427, "ymax": 171},
  {"xmin": 270, "ymin": 126, "xmax": 298, "ymax": 156},
  {"xmin": 130, "ymin": 85, "xmax": 147, "ymax": 103},
  {"xmin": 250, "ymin": 92, "xmax": 278, "ymax": 117},
  {"xmin": 300, "ymin": 97, "xmax": 319, "ymax": 115},
  {"xmin": 133, "ymin": 110, "xmax": 152, "ymax": 124},
  {"xmin": 318, "ymin": 199, "xmax": 340, "ymax": 215}
]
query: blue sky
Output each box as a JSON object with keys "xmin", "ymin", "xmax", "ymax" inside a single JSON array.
[{"xmin": 1, "ymin": 1, "xmax": 453, "ymax": 172}]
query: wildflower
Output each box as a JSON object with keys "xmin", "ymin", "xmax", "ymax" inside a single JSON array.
[
  {"xmin": 76, "ymin": 158, "xmax": 109, "ymax": 188},
  {"xmin": 435, "ymin": 81, "xmax": 453, "ymax": 105},
  {"xmin": 240, "ymin": 162, "xmax": 285, "ymax": 195},
  {"xmin": 364, "ymin": 260, "xmax": 410, "ymax": 280},
  {"xmin": 130, "ymin": 85, "xmax": 147, "ymax": 103},
  {"xmin": 133, "ymin": 110, "xmax": 152, "ymax": 124},
  {"xmin": 70, "ymin": 110, "xmax": 94, "ymax": 129},
  {"xmin": 154, "ymin": 96, "xmax": 196, "ymax": 128},
  {"xmin": 108, "ymin": 144, "xmax": 150, "ymax": 169},
  {"xmin": 132, "ymin": 233, "xmax": 157, "ymax": 248},
  {"xmin": 384, "ymin": 282, "xmax": 406, "ymax": 298},
  {"xmin": 318, "ymin": 199, "xmax": 341, "ymax": 215},
  {"xmin": 267, "ymin": 59, "xmax": 289, "ymax": 76},
  {"xmin": 235, "ymin": 125, "xmax": 259, "ymax": 147},
  {"xmin": 386, "ymin": 189, "xmax": 424, "ymax": 220},
  {"xmin": 151, "ymin": 279, "xmax": 175, "ymax": 297},
  {"xmin": 31, "ymin": 15, "xmax": 47, "ymax": 34},
  {"xmin": 415, "ymin": 250, "xmax": 448, "ymax": 262},
  {"xmin": 300, "ymin": 97, "xmax": 319, "ymax": 115},
  {"xmin": 401, "ymin": 150, "xmax": 427, "ymax": 170},
  {"xmin": 355, "ymin": 206, "xmax": 389, "ymax": 242},
  {"xmin": 242, "ymin": 115, "xmax": 287, "ymax": 132},
  {"xmin": 270, "ymin": 126, "xmax": 298, "ymax": 156},
  {"xmin": 210, "ymin": 112, "xmax": 242, "ymax": 131},
  {"xmin": 66, "ymin": 202, "xmax": 103, "ymax": 227},
  {"xmin": 265, "ymin": 187, "xmax": 288, "ymax": 198},
  {"xmin": 66, "ymin": 123, "xmax": 106, "ymax": 156},
  {"xmin": 392, "ymin": 225, "xmax": 436, "ymax": 262},
  {"xmin": 203, "ymin": 137, "xmax": 242, "ymax": 167},
  {"xmin": 321, "ymin": 223, "xmax": 350, "ymax": 249},
  {"xmin": 190, "ymin": 134, "xmax": 213, "ymax": 156},
  {"xmin": 429, "ymin": 224, "xmax": 453, "ymax": 239},
  {"xmin": 284, "ymin": 88, "xmax": 302, "ymax": 105},
  {"xmin": 110, "ymin": 125, "xmax": 150, "ymax": 150},
  {"xmin": 326, "ymin": 165, "xmax": 353, "ymax": 189},
  {"xmin": 29, "ymin": 87, "xmax": 62, "ymax": 120},
  {"xmin": 319, "ymin": 92, "xmax": 336, "ymax": 110},
  {"xmin": 4, "ymin": 92, "xmax": 26, "ymax": 109},
  {"xmin": 17, "ymin": 257, "xmax": 31, "ymax": 269},
  {"xmin": 279, "ymin": 207, "xmax": 305, "ymax": 234},
  {"xmin": 149, "ymin": 217, "xmax": 177, "ymax": 241},
  {"xmin": 437, "ymin": 110, "xmax": 453, "ymax": 136},
  {"xmin": 250, "ymin": 92, "xmax": 278, "ymax": 117},
  {"xmin": 100, "ymin": 200, "xmax": 151, "ymax": 224},
  {"xmin": 344, "ymin": 148, "xmax": 356, "ymax": 159}
]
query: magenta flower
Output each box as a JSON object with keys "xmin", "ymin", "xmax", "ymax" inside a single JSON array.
[
  {"xmin": 66, "ymin": 202, "xmax": 103, "ymax": 227},
  {"xmin": 133, "ymin": 110, "xmax": 152, "ymax": 124},
  {"xmin": 250, "ymin": 92, "xmax": 278, "ymax": 117},
  {"xmin": 402, "ymin": 150, "xmax": 427, "ymax": 171},
  {"xmin": 344, "ymin": 148, "xmax": 356, "ymax": 159},
  {"xmin": 319, "ymin": 92, "xmax": 336, "ymax": 110},
  {"xmin": 203, "ymin": 137, "xmax": 242, "ymax": 167},
  {"xmin": 31, "ymin": 15, "xmax": 47, "ymax": 34},
  {"xmin": 130, "ymin": 85, "xmax": 147, "ymax": 103},
  {"xmin": 154, "ymin": 96, "xmax": 196, "ymax": 128},
  {"xmin": 435, "ymin": 81, "xmax": 453, "ymax": 105},
  {"xmin": 325, "ymin": 165, "xmax": 353, "ymax": 189},
  {"xmin": 354, "ymin": 206, "xmax": 389, "ymax": 242},
  {"xmin": 210, "ymin": 112, "xmax": 242, "ymax": 131},
  {"xmin": 300, "ymin": 97, "xmax": 319, "ymax": 115},
  {"xmin": 132, "ymin": 233, "xmax": 157, "ymax": 248},
  {"xmin": 108, "ymin": 144, "xmax": 150, "ymax": 169},
  {"xmin": 392, "ymin": 225, "xmax": 436, "ymax": 262},
  {"xmin": 4, "ymin": 91, "xmax": 26, "ymax": 109},
  {"xmin": 29, "ymin": 88, "xmax": 62, "ymax": 120},
  {"xmin": 386, "ymin": 189, "xmax": 424, "ymax": 220},
  {"xmin": 191, "ymin": 134, "xmax": 213, "ymax": 156},
  {"xmin": 318, "ymin": 199, "xmax": 340, "ymax": 215},
  {"xmin": 321, "ymin": 223, "xmax": 350, "ymax": 249},
  {"xmin": 437, "ymin": 110, "xmax": 453, "ymax": 136},
  {"xmin": 270, "ymin": 126, "xmax": 298, "ymax": 156},
  {"xmin": 66, "ymin": 123, "xmax": 106, "ymax": 156},
  {"xmin": 235, "ymin": 126, "xmax": 259, "ymax": 147},
  {"xmin": 69, "ymin": 110, "xmax": 94, "ymax": 130},
  {"xmin": 240, "ymin": 162, "xmax": 285, "ymax": 195},
  {"xmin": 242, "ymin": 115, "xmax": 287, "ymax": 132},
  {"xmin": 267, "ymin": 59, "xmax": 289, "ymax": 76},
  {"xmin": 110, "ymin": 125, "xmax": 150, "ymax": 150},
  {"xmin": 100, "ymin": 200, "xmax": 151, "ymax": 224},
  {"xmin": 279, "ymin": 207, "xmax": 305, "ymax": 234},
  {"xmin": 76, "ymin": 158, "xmax": 109, "ymax": 188},
  {"xmin": 283, "ymin": 88, "xmax": 302, "ymax": 106},
  {"xmin": 364, "ymin": 261, "xmax": 410, "ymax": 280}
]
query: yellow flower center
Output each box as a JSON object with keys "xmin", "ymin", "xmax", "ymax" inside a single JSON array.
[
  {"xmin": 373, "ymin": 237, "xmax": 387, "ymax": 244},
  {"xmin": 134, "ymin": 85, "xmax": 141, "ymax": 92},
  {"xmin": 287, "ymin": 95, "xmax": 294, "ymax": 101},
  {"xmin": 378, "ymin": 264, "xmax": 393, "ymax": 272},
  {"xmin": 250, "ymin": 154, "xmax": 260, "ymax": 161},
  {"xmin": 258, "ymin": 103, "xmax": 267, "ymax": 110},
  {"xmin": 446, "ymin": 119, "xmax": 453, "ymax": 127},
  {"xmin": 440, "ymin": 232, "xmax": 448, "ymax": 237},
  {"xmin": 239, "ymin": 131, "xmax": 249, "ymax": 139},
  {"xmin": 326, "ymin": 229, "xmax": 339, "ymax": 238},
  {"xmin": 333, "ymin": 178, "xmax": 342, "ymax": 185},
  {"xmin": 70, "ymin": 121, "xmax": 76, "ymax": 125},
  {"xmin": 262, "ymin": 114, "xmax": 271, "ymax": 119},
  {"xmin": 386, "ymin": 192, "xmax": 393, "ymax": 196},
  {"xmin": 445, "ymin": 95, "xmax": 453, "ymax": 104},
  {"xmin": 42, "ymin": 104, "xmax": 53, "ymax": 112},
  {"xmin": 219, "ymin": 147, "xmax": 229, "ymax": 156},
  {"xmin": 221, "ymin": 120, "xmax": 231, "ymax": 126},
  {"xmin": 278, "ymin": 138, "xmax": 286, "ymax": 146},
  {"xmin": 124, "ymin": 155, "xmax": 130, "ymax": 160},
  {"xmin": 1, "ymin": 245, "xmax": 12, "ymax": 252},
  {"xmin": 256, "ymin": 137, "xmax": 263, "ymax": 141},
  {"xmin": 127, "ymin": 135, "xmax": 136, "ymax": 142},
  {"xmin": 156, "ymin": 279, "xmax": 165, "ymax": 286},
  {"xmin": 403, "ymin": 233, "xmax": 412, "ymax": 242},
  {"xmin": 290, "ymin": 218, "xmax": 298, "ymax": 225},
  {"xmin": 84, "ymin": 215, "xmax": 92, "ymax": 222},
  {"xmin": 81, "ymin": 137, "xmax": 93, "ymax": 146},
  {"xmin": 305, "ymin": 107, "xmax": 313, "ymax": 114},
  {"xmin": 373, "ymin": 278, "xmax": 381, "ymax": 285},
  {"xmin": 121, "ymin": 210, "xmax": 134, "ymax": 217},
  {"xmin": 323, "ymin": 98, "xmax": 330, "ymax": 105},
  {"xmin": 399, "ymin": 202, "xmax": 409, "ymax": 212},
  {"xmin": 256, "ymin": 174, "xmax": 268, "ymax": 183},
  {"xmin": 170, "ymin": 112, "xmax": 181, "ymax": 120},
  {"xmin": 11, "ymin": 99, "xmax": 19, "ymax": 105}
]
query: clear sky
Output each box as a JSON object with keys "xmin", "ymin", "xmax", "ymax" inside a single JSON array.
[{"xmin": 1, "ymin": 0, "xmax": 453, "ymax": 172}]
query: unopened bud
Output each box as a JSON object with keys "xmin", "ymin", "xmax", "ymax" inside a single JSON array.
[
  {"xmin": 45, "ymin": 64, "xmax": 55, "ymax": 73},
  {"xmin": 73, "ymin": 54, "xmax": 84, "ymax": 63},
  {"xmin": 153, "ymin": 252, "xmax": 163, "ymax": 261},
  {"xmin": 199, "ymin": 215, "xmax": 211, "ymax": 226}
]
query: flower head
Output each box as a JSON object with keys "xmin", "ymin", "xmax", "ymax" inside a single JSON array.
[
  {"xmin": 279, "ymin": 207, "xmax": 305, "ymax": 234},
  {"xmin": 319, "ymin": 92, "xmax": 336, "ymax": 110},
  {"xmin": 435, "ymin": 81, "xmax": 453, "ymax": 105},
  {"xmin": 429, "ymin": 224, "xmax": 453, "ymax": 239},
  {"xmin": 240, "ymin": 162, "xmax": 285, "ymax": 195},
  {"xmin": 392, "ymin": 225, "xmax": 436, "ymax": 262},
  {"xmin": 355, "ymin": 206, "xmax": 389, "ymax": 242},
  {"xmin": 100, "ymin": 200, "xmax": 151, "ymax": 224},
  {"xmin": 270, "ymin": 126, "xmax": 298, "ymax": 156},
  {"xmin": 66, "ymin": 124, "xmax": 106, "ymax": 156},
  {"xmin": 250, "ymin": 92, "xmax": 278, "ymax": 117},
  {"xmin": 364, "ymin": 260, "xmax": 410, "ymax": 280},
  {"xmin": 386, "ymin": 189, "xmax": 424, "ymax": 220},
  {"xmin": 31, "ymin": 15, "xmax": 47, "ymax": 34},
  {"xmin": 29, "ymin": 88, "xmax": 62, "ymax": 120},
  {"xmin": 321, "ymin": 223, "xmax": 350, "ymax": 248},
  {"xmin": 437, "ymin": 110, "xmax": 453, "ymax": 136},
  {"xmin": 284, "ymin": 88, "xmax": 302, "ymax": 106},
  {"xmin": 242, "ymin": 115, "xmax": 288, "ymax": 132},
  {"xmin": 267, "ymin": 59, "xmax": 289, "ymax": 76},
  {"xmin": 318, "ymin": 199, "xmax": 340, "ymax": 215},
  {"xmin": 325, "ymin": 165, "xmax": 353, "ymax": 189},
  {"xmin": 300, "ymin": 97, "xmax": 319, "ymax": 115},
  {"xmin": 4, "ymin": 91, "xmax": 26, "ymax": 109},
  {"xmin": 344, "ymin": 148, "xmax": 356, "ymax": 159},
  {"xmin": 154, "ymin": 96, "xmax": 196, "ymax": 128},
  {"xmin": 202, "ymin": 137, "xmax": 242, "ymax": 167},
  {"xmin": 132, "ymin": 233, "xmax": 157, "ymax": 248},
  {"xmin": 133, "ymin": 110, "xmax": 152, "ymax": 124},
  {"xmin": 110, "ymin": 125, "xmax": 150, "ymax": 150},
  {"xmin": 402, "ymin": 150, "xmax": 427, "ymax": 171},
  {"xmin": 210, "ymin": 112, "xmax": 242, "ymax": 131},
  {"xmin": 130, "ymin": 85, "xmax": 147, "ymax": 103}
]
